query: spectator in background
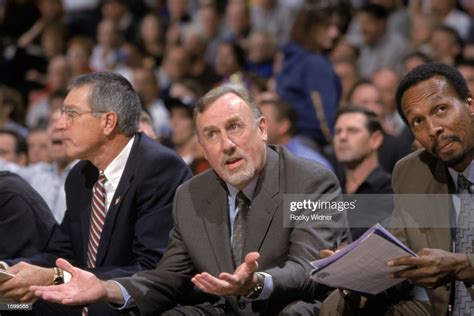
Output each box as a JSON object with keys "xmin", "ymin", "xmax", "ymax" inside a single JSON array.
[
  {"xmin": 182, "ymin": 26, "xmax": 220, "ymax": 92},
  {"xmin": 137, "ymin": 13, "xmax": 165, "ymax": 68},
  {"xmin": 195, "ymin": 3, "xmax": 223, "ymax": 67},
  {"xmin": 246, "ymin": 30, "xmax": 277, "ymax": 79},
  {"xmin": 257, "ymin": 93, "xmax": 334, "ymax": 172},
  {"xmin": 250, "ymin": 0, "xmax": 294, "ymax": 45},
  {"xmin": 0, "ymin": 129, "xmax": 28, "ymax": 166},
  {"xmin": 66, "ymin": 36, "xmax": 94, "ymax": 77},
  {"xmin": 100, "ymin": 0, "xmax": 138, "ymax": 43},
  {"xmin": 277, "ymin": 1, "xmax": 349, "ymax": 148},
  {"xmin": 408, "ymin": 13, "xmax": 434, "ymax": 56},
  {"xmin": 90, "ymin": 18, "xmax": 123, "ymax": 71},
  {"xmin": 425, "ymin": 0, "xmax": 471, "ymax": 41},
  {"xmin": 332, "ymin": 58, "xmax": 360, "ymax": 106},
  {"xmin": 132, "ymin": 67, "xmax": 170, "ymax": 139},
  {"xmin": 23, "ymin": 109, "xmax": 78, "ymax": 223},
  {"xmin": 27, "ymin": 125, "xmax": 52, "ymax": 165},
  {"xmin": 0, "ymin": 84, "xmax": 28, "ymax": 138},
  {"xmin": 215, "ymin": 40, "xmax": 250, "ymax": 87},
  {"xmin": 222, "ymin": 0, "xmax": 252, "ymax": 50},
  {"xmin": 333, "ymin": 106, "xmax": 392, "ymax": 239},
  {"xmin": 157, "ymin": 45, "xmax": 190, "ymax": 95},
  {"xmin": 168, "ymin": 97, "xmax": 209, "ymax": 174},
  {"xmin": 355, "ymin": 3, "xmax": 408, "ymax": 78},
  {"xmin": 402, "ymin": 51, "xmax": 431, "ymax": 75},
  {"xmin": 457, "ymin": 59, "xmax": 474, "ymax": 94},
  {"xmin": 429, "ymin": 25, "xmax": 463, "ymax": 66},
  {"xmin": 27, "ymin": 55, "xmax": 73, "ymax": 128},
  {"xmin": 138, "ymin": 111, "xmax": 157, "ymax": 140},
  {"xmin": 348, "ymin": 79, "xmax": 412, "ymax": 173},
  {"xmin": 0, "ymin": 171, "xmax": 56, "ymax": 259},
  {"xmin": 371, "ymin": 68, "xmax": 404, "ymax": 135}
]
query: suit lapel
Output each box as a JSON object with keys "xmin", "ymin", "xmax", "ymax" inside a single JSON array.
[
  {"xmin": 94, "ymin": 135, "xmax": 139, "ymax": 266},
  {"xmin": 244, "ymin": 147, "xmax": 280, "ymax": 255},
  {"xmin": 202, "ymin": 176, "xmax": 235, "ymax": 273}
]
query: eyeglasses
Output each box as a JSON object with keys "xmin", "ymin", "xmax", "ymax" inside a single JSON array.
[{"xmin": 60, "ymin": 107, "xmax": 106, "ymax": 121}]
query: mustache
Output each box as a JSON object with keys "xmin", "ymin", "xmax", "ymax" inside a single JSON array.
[
  {"xmin": 220, "ymin": 151, "xmax": 245, "ymax": 166},
  {"xmin": 431, "ymin": 135, "xmax": 461, "ymax": 154}
]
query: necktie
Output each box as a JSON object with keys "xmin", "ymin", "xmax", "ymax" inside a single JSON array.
[
  {"xmin": 86, "ymin": 173, "xmax": 107, "ymax": 269},
  {"xmin": 232, "ymin": 191, "xmax": 250, "ymax": 266},
  {"xmin": 453, "ymin": 174, "xmax": 474, "ymax": 315}
]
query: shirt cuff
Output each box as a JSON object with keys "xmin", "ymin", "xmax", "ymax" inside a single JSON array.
[{"xmin": 109, "ymin": 281, "xmax": 136, "ymax": 310}]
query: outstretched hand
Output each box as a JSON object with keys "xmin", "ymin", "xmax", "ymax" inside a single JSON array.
[
  {"xmin": 30, "ymin": 258, "xmax": 107, "ymax": 306},
  {"xmin": 191, "ymin": 252, "xmax": 260, "ymax": 296}
]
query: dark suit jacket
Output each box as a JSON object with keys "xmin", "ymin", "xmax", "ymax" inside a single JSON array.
[
  {"xmin": 118, "ymin": 145, "xmax": 351, "ymax": 315},
  {"xmin": 0, "ymin": 171, "xmax": 56, "ymax": 259},
  {"xmin": 14, "ymin": 133, "xmax": 192, "ymax": 315},
  {"xmin": 389, "ymin": 149, "xmax": 473, "ymax": 315}
]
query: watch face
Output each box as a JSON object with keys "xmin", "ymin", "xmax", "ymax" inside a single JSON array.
[{"xmin": 53, "ymin": 277, "xmax": 64, "ymax": 285}]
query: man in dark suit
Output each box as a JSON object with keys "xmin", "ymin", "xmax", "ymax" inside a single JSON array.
[
  {"xmin": 321, "ymin": 63, "xmax": 474, "ymax": 315},
  {"xmin": 32, "ymin": 84, "xmax": 350, "ymax": 315},
  {"xmin": 0, "ymin": 72, "xmax": 191, "ymax": 315},
  {"xmin": 0, "ymin": 171, "xmax": 56, "ymax": 259}
]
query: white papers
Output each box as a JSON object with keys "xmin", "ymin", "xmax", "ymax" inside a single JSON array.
[
  {"xmin": 0, "ymin": 270, "xmax": 15, "ymax": 303},
  {"xmin": 0, "ymin": 270, "xmax": 14, "ymax": 282},
  {"xmin": 311, "ymin": 223, "xmax": 416, "ymax": 295}
]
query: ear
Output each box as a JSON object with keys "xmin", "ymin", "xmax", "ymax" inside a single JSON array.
[
  {"xmin": 467, "ymin": 96, "xmax": 474, "ymax": 114},
  {"xmin": 102, "ymin": 112, "xmax": 118, "ymax": 136},
  {"xmin": 369, "ymin": 130, "xmax": 384, "ymax": 151},
  {"xmin": 258, "ymin": 116, "xmax": 268, "ymax": 142}
]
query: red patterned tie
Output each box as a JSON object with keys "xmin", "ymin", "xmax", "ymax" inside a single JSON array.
[
  {"xmin": 87, "ymin": 173, "xmax": 107, "ymax": 268},
  {"xmin": 83, "ymin": 173, "xmax": 106, "ymax": 315}
]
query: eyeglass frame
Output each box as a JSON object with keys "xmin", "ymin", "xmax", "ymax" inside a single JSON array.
[{"xmin": 60, "ymin": 107, "xmax": 107, "ymax": 121}]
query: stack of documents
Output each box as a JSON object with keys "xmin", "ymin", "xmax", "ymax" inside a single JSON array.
[
  {"xmin": 0, "ymin": 270, "xmax": 15, "ymax": 303},
  {"xmin": 311, "ymin": 223, "xmax": 416, "ymax": 295}
]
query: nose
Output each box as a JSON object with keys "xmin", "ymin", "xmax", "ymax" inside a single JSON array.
[
  {"xmin": 221, "ymin": 132, "xmax": 236, "ymax": 154},
  {"xmin": 55, "ymin": 112, "xmax": 68, "ymax": 130},
  {"xmin": 427, "ymin": 119, "xmax": 443, "ymax": 139}
]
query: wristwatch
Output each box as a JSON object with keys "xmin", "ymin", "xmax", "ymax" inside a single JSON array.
[
  {"xmin": 245, "ymin": 272, "xmax": 265, "ymax": 300},
  {"xmin": 53, "ymin": 267, "xmax": 64, "ymax": 285}
]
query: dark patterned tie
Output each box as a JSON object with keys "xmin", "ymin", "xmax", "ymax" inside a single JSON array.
[
  {"xmin": 453, "ymin": 174, "xmax": 474, "ymax": 315},
  {"xmin": 86, "ymin": 173, "xmax": 107, "ymax": 268},
  {"xmin": 232, "ymin": 191, "xmax": 250, "ymax": 266}
]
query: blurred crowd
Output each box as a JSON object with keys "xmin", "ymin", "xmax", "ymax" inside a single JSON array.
[{"xmin": 1, "ymin": 0, "xmax": 474, "ymax": 219}]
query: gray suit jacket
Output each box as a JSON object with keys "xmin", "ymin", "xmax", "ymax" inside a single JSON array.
[
  {"xmin": 117, "ymin": 145, "xmax": 350, "ymax": 315},
  {"xmin": 390, "ymin": 149, "xmax": 474, "ymax": 315}
]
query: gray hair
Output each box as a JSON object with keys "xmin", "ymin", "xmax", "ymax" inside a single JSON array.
[
  {"xmin": 68, "ymin": 72, "xmax": 140, "ymax": 137},
  {"xmin": 193, "ymin": 84, "xmax": 262, "ymax": 129}
]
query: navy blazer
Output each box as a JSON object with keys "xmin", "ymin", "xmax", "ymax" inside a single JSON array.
[
  {"xmin": 18, "ymin": 133, "xmax": 192, "ymax": 315},
  {"xmin": 0, "ymin": 171, "xmax": 56, "ymax": 259}
]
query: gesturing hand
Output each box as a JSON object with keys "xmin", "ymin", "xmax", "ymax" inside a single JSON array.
[
  {"xmin": 31, "ymin": 258, "xmax": 107, "ymax": 305},
  {"xmin": 191, "ymin": 252, "xmax": 260, "ymax": 296}
]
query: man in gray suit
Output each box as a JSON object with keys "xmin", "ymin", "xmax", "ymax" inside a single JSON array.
[{"xmin": 31, "ymin": 84, "xmax": 350, "ymax": 315}]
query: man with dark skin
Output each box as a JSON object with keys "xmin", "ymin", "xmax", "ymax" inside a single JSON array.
[{"xmin": 321, "ymin": 63, "xmax": 474, "ymax": 315}]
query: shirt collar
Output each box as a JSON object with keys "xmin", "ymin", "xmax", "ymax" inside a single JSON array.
[
  {"xmin": 102, "ymin": 136, "xmax": 135, "ymax": 190},
  {"xmin": 226, "ymin": 176, "xmax": 259, "ymax": 203},
  {"xmin": 448, "ymin": 160, "xmax": 474, "ymax": 191}
]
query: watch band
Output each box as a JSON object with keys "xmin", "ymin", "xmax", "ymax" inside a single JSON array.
[
  {"xmin": 245, "ymin": 272, "xmax": 265, "ymax": 300},
  {"xmin": 53, "ymin": 267, "xmax": 64, "ymax": 285}
]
